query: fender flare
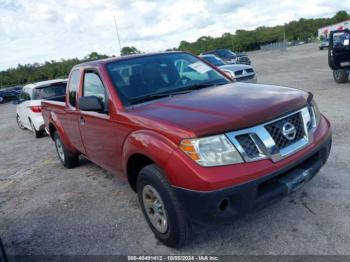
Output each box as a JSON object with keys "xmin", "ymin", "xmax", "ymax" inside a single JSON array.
[{"xmin": 122, "ymin": 130, "xmax": 178, "ymax": 182}]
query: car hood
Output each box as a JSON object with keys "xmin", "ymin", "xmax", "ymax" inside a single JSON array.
[
  {"xmin": 219, "ymin": 64, "xmax": 252, "ymax": 71},
  {"xmin": 130, "ymin": 82, "xmax": 310, "ymax": 137}
]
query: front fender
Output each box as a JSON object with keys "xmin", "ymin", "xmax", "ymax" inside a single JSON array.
[
  {"xmin": 50, "ymin": 111, "xmax": 79, "ymax": 154},
  {"xmin": 122, "ymin": 130, "xmax": 178, "ymax": 182}
]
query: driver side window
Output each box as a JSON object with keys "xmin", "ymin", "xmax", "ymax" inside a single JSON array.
[{"xmin": 83, "ymin": 71, "xmax": 107, "ymax": 110}]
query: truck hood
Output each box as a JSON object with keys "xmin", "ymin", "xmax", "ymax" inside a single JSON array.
[{"xmin": 130, "ymin": 82, "xmax": 310, "ymax": 137}]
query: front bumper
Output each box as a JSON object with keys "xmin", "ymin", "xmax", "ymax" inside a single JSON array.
[
  {"xmin": 173, "ymin": 133, "xmax": 331, "ymax": 224},
  {"xmin": 236, "ymin": 74, "xmax": 257, "ymax": 83}
]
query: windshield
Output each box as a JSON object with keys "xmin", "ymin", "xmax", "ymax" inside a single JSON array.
[
  {"xmin": 333, "ymin": 32, "xmax": 350, "ymax": 48},
  {"xmin": 216, "ymin": 49, "xmax": 236, "ymax": 58},
  {"xmin": 106, "ymin": 53, "xmax": 230, "ymax": 105},
  {"xmin": 201, "ymin": 56, "xmax": 225, "ymax": 66},
  {"xmin": 33, "ymin": 83, "xmax": 66, "ymax": 100}
]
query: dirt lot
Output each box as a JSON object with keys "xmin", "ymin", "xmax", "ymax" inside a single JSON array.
[{"xmin": 1, "ymin": 43, "xmax": 350, "ymax": 255}]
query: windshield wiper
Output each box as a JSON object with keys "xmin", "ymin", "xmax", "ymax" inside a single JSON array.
[
  {"xmin": 129, "ymin": 90, "xmax": 193, "ymax": 105},
  {"xmin": 182, "ymin": 81, "xmax": 228, "ymax": 91},
  {"xmin": 129, "ymin": 81, "xmax": 228, "ymax": 105}
]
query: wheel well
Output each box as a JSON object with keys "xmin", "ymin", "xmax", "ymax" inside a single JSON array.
[
  {"xmin": 49, "ymin": 123, "xmax": 57, "ymax": 140},
  {"xmin": 127, "ymin": 154, "xmax": 154, "ymax": 192}
]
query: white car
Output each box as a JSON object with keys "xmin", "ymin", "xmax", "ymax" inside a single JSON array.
[
  {"xmin": 199, "ymin": 54, "xmax": 257, "ymax": 83},
  {"xmin": 16, "ymin": 79, "xmax": 67, "ymax": 138}
]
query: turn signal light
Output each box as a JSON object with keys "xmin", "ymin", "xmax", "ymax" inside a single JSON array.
[{"xmin": 179, "ymin": 139, "xmax": 200, "ymax": 161}]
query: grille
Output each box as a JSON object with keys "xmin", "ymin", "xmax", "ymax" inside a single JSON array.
[
  {"xmin": 235, "ymin": 70, "xmax": 243, "ymax": 76},
  {"xmin": 265, "ymin": 112, "xmax": 305, "ymax": 149},
  {"xmin": 236, "ymin": 74, "xmax": 255, "ymax": 81},
  {"xmin": 236, "ymin": 134, "xmax": 260, "ymax": 158},
  {"xmin": 245, "ymin": 68, "xmax": 254, "ymax": 73}
]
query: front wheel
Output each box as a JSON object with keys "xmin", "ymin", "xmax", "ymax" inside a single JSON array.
[
  {"xmin": 137, "ymin": 164, "xmax": 192, "ymax": 247},
  {"xmin": 333, "ymin": 69, "xmax": 349, "ymax": 83},
  {"xmin": 54, "ymin": 132, "xmax": 79, "ymax": 168}
]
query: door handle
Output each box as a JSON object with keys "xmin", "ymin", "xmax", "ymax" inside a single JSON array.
[{"xmin": 80, "ymin": 116, "xmax": 85, "ymax": 125}]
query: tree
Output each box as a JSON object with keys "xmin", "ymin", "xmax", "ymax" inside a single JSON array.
[{"xmin": 120, "ymin": 46, "xmax": 141, "ymax": 56}]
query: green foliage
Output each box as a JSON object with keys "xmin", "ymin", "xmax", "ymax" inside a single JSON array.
[
  {"xmin": 120, "ymin": 46, "xmax": 141, "ymax": 56},
  {"xmin": 178, "ymin": 10, "xmax": 350, "ymax": 54},
  {"xmin": 2, "ymin": 11, "xmax": 349, "ymax": 88},
  {"xmin": 0, "ymin": 52, "xmax": 109, "ymax": 89}
]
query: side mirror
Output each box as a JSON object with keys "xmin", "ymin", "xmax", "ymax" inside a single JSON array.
[{"xmin": 79, "ymin": 96, "xmax": 105, "ymax": 112}]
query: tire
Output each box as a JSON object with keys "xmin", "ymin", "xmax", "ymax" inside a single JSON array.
[
  {"xmin": 16, "ymin": 114, "xmax": 26, "ymax": 130},
  {"xmin": 319, "ymin": 47, "xmax": 323, "ymax": 50},
  {"xmin": 333, "ymin": 69, "xmax": 349, "ymax": 83},
  {"xmin": 54, "ymin": 132, "xmax": 79, "ymax": 168},
  {"xmin": 137, "ymin": 164, "xmax": 192, "ymax": 247},
  {"xmin": 29, "ymin": 119, "xmax": 44, "ymax": 138}
]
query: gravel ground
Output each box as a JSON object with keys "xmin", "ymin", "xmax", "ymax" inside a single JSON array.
[{"xmin": 0, "ymin": 43, "xmax": 350, "ymax": 255}]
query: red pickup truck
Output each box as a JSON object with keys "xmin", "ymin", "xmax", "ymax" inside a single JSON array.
[{"xmin": 42, "ymin": 52, "xmax": 332, "ymax": 247}]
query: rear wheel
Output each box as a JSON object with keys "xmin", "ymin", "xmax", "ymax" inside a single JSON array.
[
  {"xmin": 16, "ymin": 115, "xmax": 26, "ymax": 130},
  {"xmin": 54, "ymin": 132, "xmax": 79, "ymax": 168},
  {"xmin": 29, "ymin": 119, "xmax": 44, "ymax": 138},
  {"xmin": 333, "ymin": 69, "xmax": 349, "ymax": 83},
  {"xmin": 137, "ymin": 164, "xmax": 192, "ymax": 247}
]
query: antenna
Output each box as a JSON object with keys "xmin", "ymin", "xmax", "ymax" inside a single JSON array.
[{"xmin": 114, "ymin": 15, "xmax": 122, "ymax": 55}]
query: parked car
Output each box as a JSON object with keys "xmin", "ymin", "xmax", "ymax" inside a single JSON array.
[
  {"xmin": 199, "ymin": 54, "xmax": 257, "ymax": 83},
  {"xmin": 42, "ymin": 52, "xmax": 331, "ymax": 247},
  {"xmin": 16, "ymin": 79, "xmax": 67, "ymax": 138},
  {"xmin": 319, "ymin": 40, "xmax": 329, "ymax": 50},
  {"xmin": 0, "ymin": 86, "xmax": 22, "ymax": 103},
  {"xmin": 202, "ymin": 49, "xmax": 251, "ymax": 65},
  {"xmin": 328, "ymin": 29, "xmax": 350, "ymax": 83}
]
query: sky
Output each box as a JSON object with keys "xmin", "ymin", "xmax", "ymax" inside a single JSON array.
[{"xmin": 0, "ymin": 0, "xmax": 349, "ymax": 70}]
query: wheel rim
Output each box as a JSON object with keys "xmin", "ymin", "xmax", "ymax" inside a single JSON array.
[
  {"xmin": 55, "ymin": 138, "xmax": 65, "ymax": 162},
  {"xmin": 17, "ymin": 116, "xmax": 24, "ymax": 129},
  {"xmin": 334, "ymin": 70, "xmax": 340, "ymax": 79},
  {"xmin": 142, "ymin": 185, "xmax": 168, "ymax": 234}
]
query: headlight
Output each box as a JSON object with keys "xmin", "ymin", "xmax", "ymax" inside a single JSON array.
[
  {"xmin": 179, "ymin": 135, "xmax": 243, "ymax": 167},
  {"xmin": 309, "ymin": 99, "xmax": 321, "ymax": 129}
]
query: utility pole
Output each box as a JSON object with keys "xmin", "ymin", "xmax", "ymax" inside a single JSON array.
[{"xmin": 114, "ymin": 16, "xmax": 122, "ymax": 55}]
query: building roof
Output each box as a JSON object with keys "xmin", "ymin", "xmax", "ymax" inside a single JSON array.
[{"xmin": 318, "ymin": 19, "xmax": 350, "ymax": 31}]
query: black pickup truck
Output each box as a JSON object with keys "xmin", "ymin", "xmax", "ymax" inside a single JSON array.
[{"xmin": 328, "ymin": 29, "xmax": 350, "ymax": 83}]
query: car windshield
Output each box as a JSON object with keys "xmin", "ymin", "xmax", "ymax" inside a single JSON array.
[
  {"xmin": 201, "ymin": 56, "xmax": 225, "ymax": 66},
  {"xmin": 106, "ymin": 53, "xmax": 230, "ymax": 106},
  {"xmin": 333, "ymin": 32, "xmax": 350, "ymax": 48},
  {"xmin": 217, "ymin": 49, "xmax": 236, "ymax": 57},
  {"xmin": 33, "ymin": 83, "xmax": 66, "ymax": 100}
]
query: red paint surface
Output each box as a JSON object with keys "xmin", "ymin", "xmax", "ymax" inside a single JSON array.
[{"xmin": 42, "ymin": 53, "xmax": 331, "ymax": 192}]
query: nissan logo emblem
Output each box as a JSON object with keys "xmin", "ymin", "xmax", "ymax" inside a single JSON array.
[{"xmin": 282, "ymin": 122, "xmax": 297, "ymax": 140}]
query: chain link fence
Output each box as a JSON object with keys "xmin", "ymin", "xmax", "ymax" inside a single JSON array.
[{"xmin": 260, "ymin": 41, "xmax": 288, "ymax": 51}]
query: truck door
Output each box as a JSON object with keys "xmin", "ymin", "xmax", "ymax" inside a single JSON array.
[
  {"xmin": 328, "ymin": 29, "xmax": 350, "ymax": 70},
  {"xmin": 63, "ymin": 69, "xmax": 86, "ymax": 154},
  {"xmin": 78, "ymin": 70, "xmax": 123, "ymax": 173}
]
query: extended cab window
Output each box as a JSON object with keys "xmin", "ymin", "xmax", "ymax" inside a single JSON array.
[
  {"xmin": 83, "ymin": 72, "xmax": 107, "ymax": 109},
  {"xmin": 68, "ymin": 70, "xmax": 80, "ymax": 107}
]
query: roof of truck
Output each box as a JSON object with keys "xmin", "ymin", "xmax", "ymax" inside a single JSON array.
[
  {"xmin": 73, "ymin": 51, "xmax": 185, "ymax": 69},
  {"xmin": 23, "ymin": 79, "xmax": 67, "ymax": 89}
]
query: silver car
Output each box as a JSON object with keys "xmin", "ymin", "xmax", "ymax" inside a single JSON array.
[{"xmin": 200, "ymin": 54, "xmax": 257, "ymax": 83}]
